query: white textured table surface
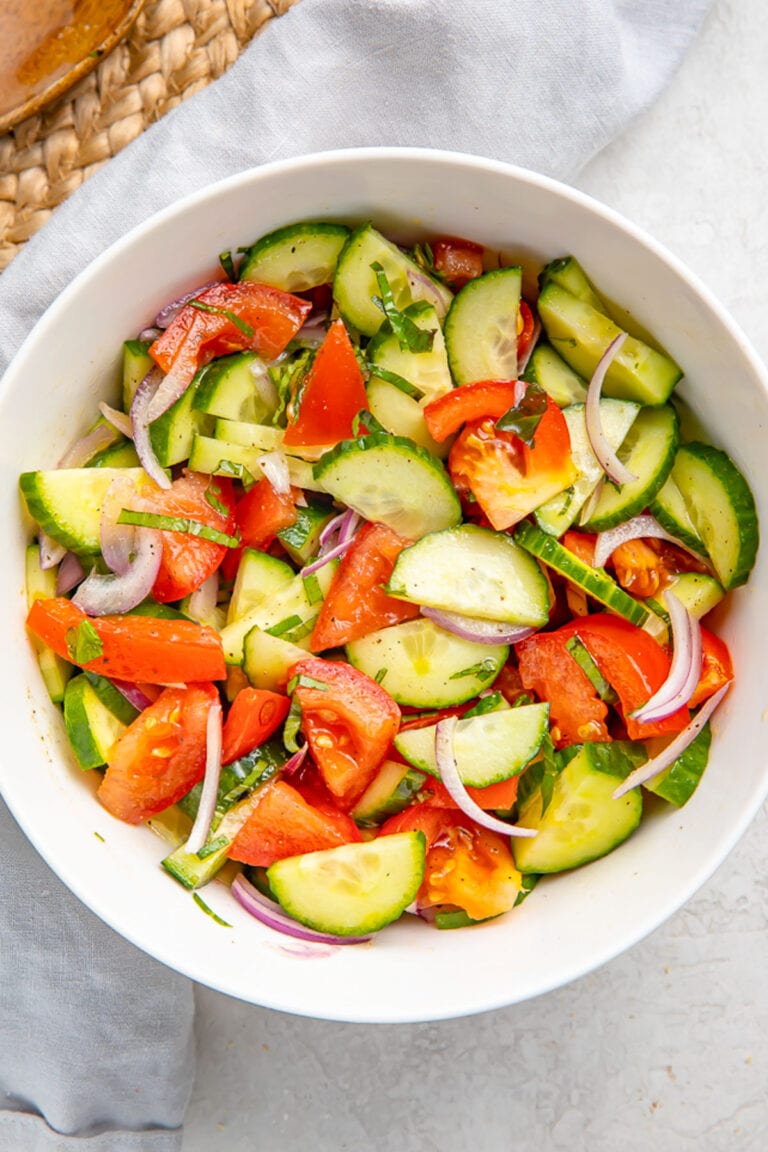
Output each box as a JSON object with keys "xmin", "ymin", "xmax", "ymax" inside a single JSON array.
[{"xmin": 183, "ymin": 2, "xmax": 768, "ymax": 1147}]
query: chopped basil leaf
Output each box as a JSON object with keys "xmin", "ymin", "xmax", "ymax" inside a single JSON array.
[
  {"xmin": 513, "ymin": 873, "xmax": 540, "ymax": 907},
  {"xmin": 565, "ymin": 635, "xmax": 618, "ymax": 704},
  {"xmin": 218, "ymin": 249, "xmax": 237, "ymax": 282},
  {"xmin": 287, "ymin": 673, "xmax": 329, "ymax": 694},
  {"xmin": 192, "ymin": 892, "xmax": 232, "ymax": 927},
  {"xmin": 93, "ymin": 831, "xmax": 105, "ymax": 843},
  {"xmin": 214, "ymin": 459, "xmax": 256, "ymax": 489},
  {"xmin": 283, "ymin": 697, "xmax": 304, "ymax": 754},
  {"xmin": 204, "ymin": 480, "xmax": 230, "ymax": 517},
  {"xmin": 302, "ymin": 572, "xmax": 323, "ymax": 606},
  {"xmin": 117, "ymin": 509, "xmax": 240, "ymax": 548},
  {"xmin": 269, "ymin": 350, "xmax": 314, "ymax": 428},
  {"xmin": 266, "ymin": 614, "xmax": 304, "ymax": 638},
  {"xmin": 462, "ymin": 690, "xmax": 503, "ymax": 718},
  {"xmin": 66, "ymin": 619, "xmax": 104, "ymax": 665},
  {"xmin": 370, "ymin": 262, "xmax": 435, "ymax": 354},
  {"xmin": 352, "ymin": 409, "xmax": 386, "ymax": 437},
  {"xmin": 281, "ymin": 616, "xmax": 318, "ymax": 644},
  {"xmin": 367, "ymin": 363, "xmax": 424, "ymax": 401},
  {"xmin": 189, "ymin": 300, "xmax": 254, "ymax": 339},
  {"xmin": 197, "ymin": 835, "xmax": 229, "ymax": 860},
  {"xmin": 448, "ymin": 659, "xmax": 498, "ymax": 683},
  {"xmin": 495, "ymin": 382, "xmax": 548, "ymax": 446},
  {"xmin": 374, "ymin": 668, "xmax": 388, "ymax": 685}
]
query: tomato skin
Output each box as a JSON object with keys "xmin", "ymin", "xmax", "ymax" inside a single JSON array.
[
  {"xmin": 517, "ymin": 627, "xmax": 610, "ymax": 746},
  {"xmin": 431, "ymin": 236, "xmax": 484, "ymax": 289},
  {"xmin": 235, "ymin": 478, "xmax": 297, "ymax": 551},
  {"xmin": 423, "ymin": 380, "xmax": 520, "ymax": 443},
  {"xmin": 688, "ymin": 627, "xmax": 734, "ymax": 709},
  {"xmin": 282, "ymin": 319, "xmax": 369, "ymax": 448},
  {"xmin": 517, "ymin": 301, "xmax": 536, "ymax": 362},
  {"xmin": 139, "ymin": 472, "xmax": 237, "ymax": 603},
  {"xmin": 227, "ymin": 779, "xmax": 362, "ymax": 867},
  {"xmin": 448, "ymin": 397, "xmax": 576, "ymax": 530},
  {"xmin": 26, "ymin": 597, "xmax": 226, "ymax": 684},
  {"xmin": 221, "ymin": 688, "xmax": 290, "ymax": 764},
  {"xmin": 310, "ymin": 522, "xmax": 419, "ymax": 651},
  {"xmin": 289, "ymin": 657, "xmax": 401, "ymax": 807},
  {"xmin": 150, "ymin": 282, "xmax": 311, "ymax": 394},
  {"xmin": 98, "ymin": 683, "xmax": 218, "ymax": 823},
  {"xmin": 562, "ymin": 530, "xmax": 597, "ymax": 566},
  {"xmin": 419, "ymin": 775, "xmax": 520, "ymax": 811}
]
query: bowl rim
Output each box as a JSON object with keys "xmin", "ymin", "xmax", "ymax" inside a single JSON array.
[{"xmin": 4, "ymin": 146, "xmax": 768, "ymax": 1022}]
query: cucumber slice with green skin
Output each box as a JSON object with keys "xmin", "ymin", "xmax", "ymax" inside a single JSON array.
[
  {"xmin": 25, "ymin": 544, "xmax": 72, "ymax": 702},
  {"xmin": 387, "ymin": 524, "xmax": 550, "ymax": 626},
  {"xmin": 394, "ymin": 703, "xmax": 549, "ymax": 788},
  {"xmin": 444, "ymin": 267, "xmax": 522, "ymax": 385},
  {"xmin": 83, "ymin": 671, "xmax": 139, "ymax": 725},
  {"xmin": 122, "ymin": 339, "xmax": 153, "ymax": 411},
  {"xmin": 649, "ymin": 471, "xmax": 707, "ymax": 555},
  {"xmin": 333, "ymin": 223, "xmax": 451, "ymax": 337},
  {"xmin": 521, "ymin": 343, "xmax": 588, "ymax": 407},
  {"xmin": 163, "ymin": 793, "xmax": 262, "ymax": 890},
  {"xmin": 267, "ymin": 831, "xmax": 426, "ymax": 937},
  {"xmin": 63, "ymin": 674, "xmax": 129, "ymax": 770},
  {"xmin": 277, "ymin": 500, "xmax": 336, "ymax": 566},
  {"xmin": 241, "ymin": 625, "xmax": 309, "ymax": 691},
  {"xmin": 668, "ymin": 442, "xmax": 758, "ymax": 589},
  {"xmin": 193, "ymin": 352, "xmax": 273, "ymax": 423},
  {"xmin": 534, "ymin": 399, "xmax": 639, "ymax": 536},
  {"xmin": 20, "ymin": 467, "xmax": 148, "ymax": 554},
  {"xmin": 227, "ymin": 549, "xmax": 295, "ymax": 624},
  {"xmin": 581, "ymin": 405, "xmax": 680, "ymax": 532},
  {"xmin": 346, "ymin": 618, "xmax": 508, "ymax": 708},
  {"xmin": 240, "ymin": 222, "xmax": 350, "ymax": 291},
  {"xmin": 86, "ymin": 438, "xmax": 141, "ymax": 468},
  {"xmin": 643, "ymin": 722, "xmax": 711, "ymax": 807},
  {"xmin": 128, "ymin": 597, "xmax": 190, "ymax": 621},
  {"xmin": 213, "ymin": 419, "xmax": 284, "ymax": 451},
  {"xmin": 150, "ymin": 382, "xmax": 211, "ymax": 468},
  {"xmin": 187, "ymin": 434, "xmax": 324, "ymax": 493},
  {"xmin": 513, "ymin": 742, "xmax": 643, "ymax": 873},
  {"xmin": 645, "ymin": 572, "xmax": 725, "ymax": 645},
  {"xmin": 368, "ymin": 302, "xmax": 453, "ymax": 404},
  {"xmin": 538, "ymin": 256, "xmax": 609, "ymax": 314},
  {"xmin": 366, "ymin": 377, "xmax": 448, "ymax": 458},
  {"xmin": 513, "ymin": 521, "xmax": 649, "ymax": 627},
  {"xmin": 537, "ymin": 282, "xmax": 682, "ymax": 406},
  {"xmin": 351, "ymin": 759, "xmax": 428, "ymax": 825},
  {"xmin": 314, "ymin": 432, "xmax": 461, "ymax": 540}
]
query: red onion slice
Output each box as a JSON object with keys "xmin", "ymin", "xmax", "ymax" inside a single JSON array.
[
  {"xmin": 405, "ymin": 266, "xmax": 451, "ymax": 321},
  {"xmin": 517, "ymin": 315, "xmax": 542, "ymax": 376},
  {"xmin": 58, "ymin": 421, "xmax": 117, "ymax": 468},
  {"xmin": 55, "ymin": 551, "xmax": 85, "ymax": 596},
  {"xmin": 72, "ymin": 529, "xmax": 161, "ymax": 616},
  {"xmin": 154, "ymin": 280, "xmax": 220, "ymax": 329},
  {"xmin": 631, "ymin": 591, "xmax": 703, "ymax": 723},
  {"xmin": 318, "ymin": 510, "xmax": 348, "ymax": 551},
  {"xmin": 186, "ymin": 572, "xmax": 220, "ymax": 624},
  {"xmin": 435, "ymin": 717, "xmax": 537, "ymax": 838},
  {"xmin": 130, "ymin": 367, "xmax": 172, "ymax": 490},
  {"xmin": 39, "ymin": 532, "xmax": 66, "ymax": 571},
  {"xmin": 338, "ymin": 507, "xmax": 362, "ymax": 545},
  {"xmin": 421, "ymin": 607, "xmax": 539, "ymax": 646},
  {"xmin": 231, "ymin": 874, "xmax": 371, "ymax": 945},
  {"xmin": 613, "ymin": 683, "xmax": 730, "ymax": 799},
  {"xmin": 138, "ymin": 326, "xmax": 162, "ymax": 343},
  {"xmin": 593, "ymin": 513, "xmax": 708, "ymax": 570},
  {"xmin": 111, "ymin": 680, "xmax": 154, "ymax": 711},
  {"xmin": 101, "ymin": 476, "xmax": 142, "ymax": 575},
  {"xmin": 257, "ymin": 451, "xmax": 291, "ymax": 496},
  {"xmin": 98, "ymin": 402, "xmax": 134, "ymax": 440},
  {"xmin": 185, "ymin": 700, "xmax": 224, "ymax": 855},
  {"xmin": 281, "ymin": 744, "xmax": 309, "ymax": 777},
  {"xmin": 301, "ymin": 533, "xmax": 358, "ymax": 577},
  {"xmin": 585, "ymin": 333, "xmax": 637, "ymax": 486}
]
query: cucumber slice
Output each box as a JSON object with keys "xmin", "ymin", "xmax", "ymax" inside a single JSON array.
[
  {"xmin": 394, "ymin": 704, "xmax": 549, "ymax": 788},
  {"xmin": 194, "ymin": 352, "xmax": 273, "ymax": 423},
  {"xmin": 351, "ymin": 760, "xmax": 427, "ymax": 825},
  {"xmin": 444, "ymin": 267, "xmax": 522, "ymax": 384},
  {"xmin": 514, "ymin": 521, "xmax": 649, "ymax": 627},
  {"xmin": 227, "ymin": 549, "xmax": 295, "ymax": 624},
  {"xmin": 122, "ymin": 339, "xmax": 153, "ymax": 411},
  {"xmin": 649, "ymin": 472, "xmax": 706, "ymax": 555},
  {"xmin": 267, "ymin": 832, "xmax": 426, "ymax": 936},
  {"xmin": 83, "ymin": 671, "xmax": 140, "ymax": 725},
  {"xmin": 149, "ymin": 382, "xmax": 210, "ymax": 468},
  {"xmin": 668, "ymin": 442, "xmax": 758, "ymax": 589},
  {"xmin": 63, "ymin": 674, "xmax": 129, "ymax": 770},
  {"xmin": 387, "ymin": 524, "xmax": 550, "ymax": 626},
  {"xmin": 20, "ymin": 467, "xmax": 148, "ymax": 553},
  {"xmin": 538, "ymin": 256, "xmax": 608, "ymax": 313},
  {"xmin": 240, "ymin": 222, "xmax": 350, "ymax": 291},
  {"xmin": 25, "ymin": 544, "xmax": 72, "ymax": 702},
  {"xmin": 522, "ymin": 343, "xmax": 588, "ymax": 407},
  {"xmin": 366, "ymin": 377, "xmax": 448, "ymax": 458},
  {"xmin": 346, "ymin": 618, "xmax": 508, "ymax": 708},
  {"xmin": 277, "ymin": 500, "xmax": 336, "ymax": 566},
  {"xmin": 537, "ymin": 282, "xmax": 682, "ymax": 405},
  {"xmin": 86, "ymin": 439, "xmax": 141, "ymax": 469},
  {"xmin": 242, "ymin": 625, "xmax": 309, "ymax": 692},
  {"xmin": 367, "ymin": 302, "xmax": 453, "ymax": 404},
  {"xmin": 513, "ymin": 742, "xmax": 643, "ymax": 873},
  {"xmin": 662, "ymin": 572, "xmax": 725, "ymax": 619},
  {"xmin": 333, "ymin": 223, "xmax": 451, "ymax": 337},
  {"xmin": 534, "ymin": 399, "xmax": 639, "ymax": 536},
  {"xmin": 188, "ymin": 434, "xmax": 325, "ymax": 493},
  {"xmin": 213, "ymin": 420, "xmax": 284, "ymax": 451},
  {"xmin": 581, "ymin": 405, "xmax": 680, "ymax": 532},
  {"xmin": 643, "ymin": 722, "xmax": 711, "ymax": 807},
  {"xmin": 314, "ymin": 433, "xmax": 461, "ymax": 539}
]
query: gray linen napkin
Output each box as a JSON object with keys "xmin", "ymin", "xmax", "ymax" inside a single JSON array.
[{"xmin": 0, "ymin": 0, "xmax": 713, "ymax": 1147}]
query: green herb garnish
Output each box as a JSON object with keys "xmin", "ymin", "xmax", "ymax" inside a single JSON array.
[
  {"xmin": 283, "ymin": 697, "xmax": 304, "ymax": 754},
  {"xmin": 371, "ymin": 262, "xmax": 435, "ymax": 354},
  {"xmin": 565, "ymin": 635, "xmax": 619, "ymax": 704},
  {"xmin": 448, "ymin": 659, "xmax": 499, "ymax": 683},
  {"xmin": 302, "ymin": 572, "xmax": 323, "ymax": 606},
  {"xmin": 117, "ymin": 509, "xmax": 240, "ymax": 548},
  {"xmin": 352, "ymin": 409, "xmax": 386, "ymax": 437},
  {"xmin": 496, "ymin": 382, "xmax": 548, "ymax": 446},
  {"xmin": 65, "ymin": 619, "xmax": 104, "ymax": 665},
  {"xmin": 287, "ymin": 673, "xmax": 329, "ymax": 694},
  {"xmin": 218, "ymin": 249, "xmax": 237, "ymax": 282},
  {"xmin": 462, "ymin": 691, "xmax": 503, "ymax": 718},
  {"xmin": 192, "ymin": 892, "xmax": 232, "ymax": 927},
  {"xmin": 196, "ymin": 835, "xmax": 229, "ymax": 860},
  {"xmin": 204, "ymin": 480, "xmax": 229, "ymax": 517},
  {"xmin": 189, "ymin": 300, "xmax": 254, "ymax": 338},
  {"xmin": 266, "ymin": 614, "xmax": 304, "ymax": 638},
  {"xmin": 374, "ymin": 668, "xmax": 388, "ymax": 685},
  {"xmin": 214, "ymin": 459, "xmax": 256, "ymax": 489},
  {"xmin": 366, "ymin": 363, "xmax": 424, "ymax": 401}
]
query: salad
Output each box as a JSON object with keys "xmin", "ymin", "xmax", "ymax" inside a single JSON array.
[{"xmin": 20, "ymin": 220, "xmax": 758, "ymax": 944}]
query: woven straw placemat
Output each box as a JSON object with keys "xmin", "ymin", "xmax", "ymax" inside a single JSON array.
[{"xmin": 0, "ymin": 0, "xmax": 299, "ymax": 273}]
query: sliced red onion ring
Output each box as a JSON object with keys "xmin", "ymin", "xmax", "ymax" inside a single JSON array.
[
  {"xmin": 154, "ymin": 280, "xmax": 220, "ymax": 329},
  {"xmin": 39, "ymin": 532, "xmax": 66, "ymax": 571},
  {"xmin": 231, "ymin": 874, "xmax": 371, "ymax": 945},
  {"xmin": 185, "ymin": 700, "xmax": 223, "ymax": 855},
  {"xmin": 631, "ymin": 591, "xmax": 703, "ymax": 723},
  {"xmin": 111, "ymin": 680, "xmax": 154, "ymax": 711},
  {"xmin": 58, "ymin": 421, "xmax": 117, "ymax": 468},
  {"xmin": 435, "ymin": 717, "xmax": 537, "ymax": 838},
  {"xmin": 130, "ymin": 367, "xmax": 172, "ymax": 489},
  {"xmin": 338, "ymin": 507, "xmax": 362, "ymax": 545},
  {"xmin": 186, "ymin": 572, "xmax": 220, "ymax": 624},
  {"xmin": 318, "ymin": 510, "xmax": 348, "ymax": 550},
  {"xmin": 294, "ymin": 315, "xmax": 329, "ymax": 349},
  {"xmin": 101, "ymin": 476, "xmax": 143, "ymax": 575},
  {"xmin": 55, "ymin": 551, "xmax": 85, "ymax": 596},
  {"xmin": 257, "ymin": 451, "xmax": 291, "ymax": 495},
  {"xmin": 144, "ymin": 363, "xmax": 193, "ymax": 425},
  {"xmin": 579, "ymin": 477, "xmax": 604, "ymax": 526},
  {"xmin": 72, "ymin": 529, "xmax": 161, "ymax": 616},
  {"xmin": 593, "ymin": 513, "xmax": 708, "ymax": 570},
  {"xmin": 138, "ymin": 326, "xmax": 162, "ymax": 343},
  {"xmin": 585, "ymin": 333, "xmax": 637, "ymax": 486},
  {"xmin": 421, "ymin": 607, "xmax": 539, "ymax": 646},
  {"xmin": 98, "ymin": 402, "xmax": 134, "ymax": 440},
  {"xmin": 281, "ymin": 744, "xmax": 309, "ymax": 777},
  {"xmin": 405, "ymin": 266, "xmax": 451, "ymax": 321},
  {"xmin": 517, "ymin": 316, "xmax": 542, "ymax": 376},
  {"xmin": 613, "ymin": 683, "xmax": 730, "ymax": 799},
  {"xmin": 301, "ymin": 533, "xmax": 358, "ymax": 577}
]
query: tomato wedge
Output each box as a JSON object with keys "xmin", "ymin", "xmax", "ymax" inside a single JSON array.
[
  {"xmin": 235, "ymin": 477, "xmax": 297, "ymax": 551},
  {"xmin": 289, "ymin": 656, "xmax": 401, "ymax": 807},
  {"xmin": 419, "ymin": 775, "xmax": 520, "ymax": 811},
  {"xmin": 139, "ymin": 472, "xmax": 237, "ymax": 602},
  {"xmin": 227, "ymin": 779, "xmax": 361, "ymax": 867},
  {"xmin": 309, "ymin": 522, "xmax": 420, "ymax": 651},
  {"xmin": 27, "ymin": 597, "xmax": 225, "ymax": 684},
  {"xmin": 221, "ymin": 688, "xmax": 290, "ymax": 764},
  {"xmin": 282, "ymin": 319, "xmax": 369, "ymax": 448},
  {"xmin": 150, "ymin": 281, "xmax": 311, "ymax": 396},
  {"xmin": 423, "ymin": 380, "xmax": 520, "ymax": 443},
  {"xmin": 430, "ymin": 236, "xmax": 484, "ymax": 289},
  {"xmin": 688, "ymin": 626, "xmax": 734, "ymax": 709},
  {"xmin": 98, "ymin": 683, "xmax": 218, "ymax": 823}
]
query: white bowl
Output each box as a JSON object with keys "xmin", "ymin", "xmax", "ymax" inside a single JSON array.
[{"xmin": 2, "ymin": 148, "xmax": 766, "ymax": 1023}]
